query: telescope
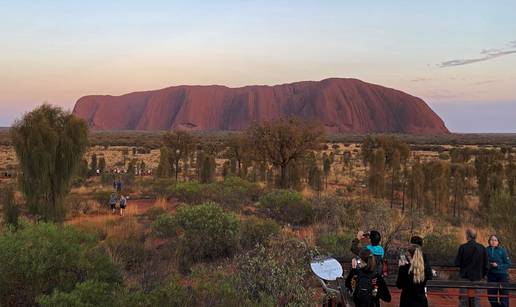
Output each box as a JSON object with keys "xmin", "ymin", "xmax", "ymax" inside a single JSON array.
[{"xmin": 310, "ymin": 257, "xmax": 353, "ymax": 306}]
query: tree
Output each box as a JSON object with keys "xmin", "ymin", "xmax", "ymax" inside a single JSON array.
[
  {"xmin": 1, "ymin": 185, "xmax": 19, "ymax": 227},
  {"xmin": 156, "ymin": 146, "xmax": 173, "ymax": 178},
  {"xmin": 308, "ymin": 163, "xmax": 324, "ymax": 195},
  {"xmin": 162, "ymin": 131, "xmax": 196, "ymax": 181},
  {"xmin": 322, "ymin": 153, "xmax": 332, "ymax": 189},
  {"xmin": 506, "ymin": 158, "xmax": 516, "ymax": 196},
  {"xmin": 248, "ymin": 118, "xmax": 323, "ymax": 189},
  {"xmin": 475, "ymin": 149, "xmax": 504, "ymax": 211},
  {"xmin": 368, "ymin": 148, "xmax": 386, "ymax": 198},
  {"xmin": 200, "ymin": 153, "xmax": 216, "ymax": 184},
  {"xmin": 361, "ymin": 135, "xmax": 376, "ymax": 167},
  {"xmin": 389, "ymin": 148, "xmax": 401, "ymax": 208},
  {"xmin": 89, "ymin": 153, "xmax": 98, "ymax": 175},
  {"xmin": 98, "ymin": 156, "xmax": 106, "ymax": 173},
  {"xmin": 408, "ymin": 160, "xmax": 425, "ymax": 212},
  {"xmin": 226, "ymin": 133, "xmax": 252, "ymax": 177},
  {"xmin": 10, "ymin": 104, "xmax": 88, "ymax": 222},
  {"xmin": 450, "ymin": 163, "xmax": 474, "ymax": 218},
  {"xmin": 489, "ymin": 192, "xmax": 516, "ymax": 253}
]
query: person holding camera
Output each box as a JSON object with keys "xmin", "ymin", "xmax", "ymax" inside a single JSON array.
[
  {"xmin": 396, "ymin": 244, "xmax": 429, "ymax": 307},
  {"xmin": 351, "ymin": 230, "xmax": 385, "ymax": 276},
  {"xmin": 346, "ymin": 248, "xmax": 391, "ymax": 307}
]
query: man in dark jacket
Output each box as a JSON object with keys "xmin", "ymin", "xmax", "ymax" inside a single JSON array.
[{"xmin": 455, "ymin": 228, "xmax": 488, "ymax": 307}]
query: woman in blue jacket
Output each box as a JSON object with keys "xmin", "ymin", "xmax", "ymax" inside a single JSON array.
[{"xmin": 486, "ymin": 235, "xmax": 511, "ymax": 307}]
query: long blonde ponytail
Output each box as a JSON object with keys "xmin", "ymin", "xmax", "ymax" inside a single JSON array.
[{"xmin": 409, "ymin": 246, "xmax": 425, "ymax": 284}]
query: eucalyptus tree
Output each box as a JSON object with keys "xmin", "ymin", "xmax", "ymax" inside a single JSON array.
[{"xmin": 10, "ymin": 104, "xmax": 88, "ymax": 222}]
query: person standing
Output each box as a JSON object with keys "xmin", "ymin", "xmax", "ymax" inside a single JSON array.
[
  {"xmin": 396, "ymin": 244, "xmax": 429, "ymax": 307},
  {"xmin": 455, "ymin": 228, "xmax": 488, "ymax": 307},
  {"xmin": 119, "ymin": 195, "xmax": 127, "ymax": 216},
  {"xmin": 109, "ymin": 192, "xmax": 117, "ymax": 214},
  {"xmin": 486, "ymin": 235, "xmax": 511, "ymax": 307},
  {"xmin": 410, "ymin": 235, "xmax": 434, "ymax": 280},
  {"xmin": 345, "ymin": 248, "xmax": 391, "ymax": 307},
  {"xmin": 351, "ymin": 230, "xmax": 385, "ymax": 276}
]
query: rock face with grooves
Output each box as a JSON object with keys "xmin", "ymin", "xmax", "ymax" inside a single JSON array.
[{"xmin": 73, "ymin": 78, "xmax": 449, "ymax": 134}]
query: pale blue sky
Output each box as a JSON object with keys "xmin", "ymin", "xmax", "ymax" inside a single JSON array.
[{"xmin": 1, "ymin": 1, "xmax": 515, "ymax": 132}]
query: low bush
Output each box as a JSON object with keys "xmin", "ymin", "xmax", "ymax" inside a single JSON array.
[
  {"xmin": 236, "ymin": 233, "xmax": 317, "ymax": 305},
  {"xmin": 169, "ymin": 177, "xmax": 261, "ymax": 210},
  {"xmin": 38, "ymin": 280, "xmax": 121, "ymax": 307},
  {"xmin": 317, "ymin": 232, "xmax": 355, "ymax": 261},
  {"xmin": 311, "ymin": 196, "xmax": 361, "ymax": 231},
  {"xmin": 1, "ymin": 185, "xmax": 19, "ymax": 227},
  {"xmin": 259, "ymin": 190, "xmax": 313, "ymax": 225},
  {"xmin": 239, "ymin": 217, "xmax": 280, "ymax": 250},
  {"xmin": 151, "ymin": 202, "xmax": 240, "ymax": 263},
  {"xmin": 424, "ymin": 233, "xmax": 459, "ymax": 265},
  {"xmin": 149, "ymin": 178, "xmax": 176, "ymax": 198},
  {"xmin": 0, "ymin": 222, "xmax": 121, "ymax": 306},
  {"xmin": 188, "ymin": 264, "xmax": 275, "ymax": 307},
  {"xmin": 170, "ymin": 181, "xmax": 207, "ymax": 204},
  {"xmin": 145, "ymin": 206, "xmax": 167, "ymax": 221}
]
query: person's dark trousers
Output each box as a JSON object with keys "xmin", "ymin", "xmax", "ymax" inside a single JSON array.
[
  {"xmin": 487, "ymin": 272, "xmax": 509, "ymax": 307},
  {"xmin": 459, "ymin": 278, "xmax": 481, "ymax": 307}
]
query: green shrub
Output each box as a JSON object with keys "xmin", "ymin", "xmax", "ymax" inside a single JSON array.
[
  {"xmin": 424, "ymin": 233, "xmax": 459, "ymax": 265},
  {"xmin": 170, "ymin": 181, "xmax": 208, "ymax": 204},
  {"xmin": 0, "ymin": 222, "xmax": 121, "ymax": 306},
  {"xmin": 145, "ymin": 206, "xmax": 167, "ymax": 221},
  {"xmin": 236, "ymin": 234, "xmax": 317, "ymax": 305},
  {"xmin": 214, "ymin": 176, "xmax": 261, "ymax": 210},
  {"xmin": 105, "ymin": 237, "xmax": 146, "ymax": 272},
  {"xmin": 240, "ymin": 217, "xmax": 280, "ymax": 250},
  {"xmin": 153, "ymin": 202, "xmax": 240, "ymax": 263},
  {"xmin": 169, "ymin": 178, "xmax": 261, "ymax": 210},
  {"xmin": 188, "ymin": 264, "xmax": 274, "ymax": 307},
  {"xmin": 311, "ymin": 196, "xmax": 361, "ymax": 231},
  {"xmin": 147, "ymin": 277, "xmax": 193, "ymax": 306},
  {"xmin": 38, "ymin": 280, "xmax": 120, "ymax": 307},
  {"xmin": 150, "ymin": 178, "xmax": 176, "ymax": 198},
  {"xmin": 317, "ymin": 232, "xmax": 355, "ymax": 261},
  {"xmin": 1, "ymin": 185, "xmax": 19, "ymax": 227},
  {"xmin": 151, "ymin": 213, "xmax": 177, "ymax": 238},
  {"xmin": 259, "ymin": 190, "xmax": 313, "ymax": 225}
]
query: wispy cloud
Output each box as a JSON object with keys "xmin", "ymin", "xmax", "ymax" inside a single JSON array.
[
  {"xmin": 439, "ymin": 40, "xmax": 516, "ymax": 68},
  {"xmin": 472, "ymin": 79, "xmax": 498, "ymax": 85}
]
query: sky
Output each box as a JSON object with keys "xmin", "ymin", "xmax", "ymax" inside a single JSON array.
[{"xmin": 1, "ymin": 1, "xmax": 515, "ymax": 132}]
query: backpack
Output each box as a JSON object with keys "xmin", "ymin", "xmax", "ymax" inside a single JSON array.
[{"xmin": 352, "ymin": 270, "xmax": 375, "ymax": 307}]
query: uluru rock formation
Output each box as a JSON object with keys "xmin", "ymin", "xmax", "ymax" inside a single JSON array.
[{"xmin": 73, "ymin": 78, "xmax": 449, "ymax": 134}]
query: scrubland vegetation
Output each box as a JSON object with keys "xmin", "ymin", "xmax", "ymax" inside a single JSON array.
[{"xmin": 0, "ymin": 105, "xmax": 515, "ymax": 306}]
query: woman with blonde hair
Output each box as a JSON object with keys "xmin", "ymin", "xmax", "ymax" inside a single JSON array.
[{"xmin": 396, "ymin": 244, "xmax": 429, "ymax": 307}]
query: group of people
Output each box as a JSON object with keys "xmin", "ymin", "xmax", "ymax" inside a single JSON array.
[
  {"xmin": 109, "ymin": 192, "xmax": 127, "ymax": 216},
  {"xmin": 342, "ymin": 228, "xmax": 511, "ymax": 307}
]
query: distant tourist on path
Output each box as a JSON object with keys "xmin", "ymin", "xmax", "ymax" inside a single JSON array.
[
  {"xmin": 119, "ymin": 195, "xmax": 127, "ymax": 216},
  {"xmin": 455, "ymin": 228, "xmax": 488, "ymax": 307},
  {"xmin": 109, "ymin": 192, "xmax": 117, "ymax": 214},
  {"xmin": 486, "ymin": 234, "xmax": 511, "ymax": 307},
  {"xmin": 396, "ymin": 244, "xmax": 429, "ymax": 307}
]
